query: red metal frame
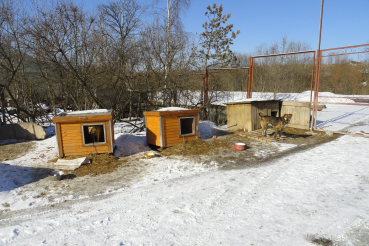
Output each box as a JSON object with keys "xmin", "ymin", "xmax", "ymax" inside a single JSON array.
[
  {"xmin": 312, "ymin": 43, "xmax": 369, "ymax": 130},
  {"xmin": 247, "ymin": 50, "xmax": 316, "ymax": 100}
]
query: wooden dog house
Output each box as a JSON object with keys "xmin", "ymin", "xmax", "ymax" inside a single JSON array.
[
  {"xmin": 143, "ymin": 108, "xmax": 200, "ymax": 148},
  {"xmin": 52, "ymin": 110, "xmax": 115, "ymax": 157},
  {"xmin": 226, "ymin": 99, "xmax": 280, "ymax": 132}
]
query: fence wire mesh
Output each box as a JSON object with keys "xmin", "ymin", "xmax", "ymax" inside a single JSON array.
[
  {"xmin": 314, "ymin": 44, "xmax": 369, "ymax": 136},
  {"xmin": 251, "ymin": 51, "xmax": 315, "ymax": 101}
]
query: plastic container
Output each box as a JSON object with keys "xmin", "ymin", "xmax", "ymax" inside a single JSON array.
[
  {"xmin": 233, "ymin": 143, "xmax": 246, "ymax": 151},
  {"xmin": 145, "ymin": 152, "xmax": 156, "ymax": 159}
]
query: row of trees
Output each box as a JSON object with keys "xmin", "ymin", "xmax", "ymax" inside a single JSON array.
[
  {"xmin": 1, "ymin": 0, "xmax": 366, "ymax": 125},
  {"xmin": 0, "ymin": 0, "xmax": 242, "ymax": 124}
]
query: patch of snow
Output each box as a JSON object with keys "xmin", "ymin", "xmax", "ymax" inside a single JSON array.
[
  {"xmin": 114, "ymin": 132, "xmax": 151, "ymax": 157},
  {"xmin": 157, "ymin": 107, "xmax": 190, "ymax": 111},
  {"xmin": 66, "ymin": 109, "xmax": 110, "ymax": 115},
  {"xmin": 199, "ymin": 120, "xmax": 218, "ymax": 139}
]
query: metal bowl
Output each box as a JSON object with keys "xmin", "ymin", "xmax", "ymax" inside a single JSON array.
[{"xmin": 50, "ymin": 171, "xmax": 64, "ymax": 181}]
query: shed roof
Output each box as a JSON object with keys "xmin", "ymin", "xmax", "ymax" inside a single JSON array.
[
  {"xmin": 52, "ymin": 109, "xmax": 113, "ymax": 124},
  {"xmin": 225, "ymin": 99, "xmax": 280, "ymax": 105},
  {"xmin": 57, "ymin": 109, "xmax": 112, "ymax": 117},
  {"xmin": 143, "ymin": 109, "xmax": 200, "ymax": 117}
]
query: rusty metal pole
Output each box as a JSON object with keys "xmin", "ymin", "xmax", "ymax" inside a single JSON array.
[
  {"xmin": 309, "ymin": 51, "xmax": 316, "ymax": 130},
  {"xmin": 310, "ymin": 51, "xmax": 316, "ymax": 105},
  {"xmin": 247, "ymin": 57, "xmax": 253, "ymax": 98},
  {"xmin": 312, "ymin": 0, "xmax": 324, "ymax": 130}
]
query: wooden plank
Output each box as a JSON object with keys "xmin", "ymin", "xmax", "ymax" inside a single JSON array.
[
  {"xmin": 63, "ymin": 145, "xmax": 109, "ymax": 151},
  {"xmin": 53, "ymin": 114, "xmax": 113, "ymax": 124},
  {"xmin": 63, "ymin": 146, "xmax": 109, "ymax": 155},
  {"xmin": 147, "ymin": 123, "xmax": 161, "ymax": 145},
  {"xmin": 61, "ymin": 137, "xmax": 82, "ymax": 142},
  {"xmin": 61, "ymin": 133, "xmax": 82, "ymax": 138},
  {"xmin": 103, "ymin": 121, "xmax": 112, "ymax": 153},
  {"xmin": 281, "ymin": 101, "xmax": 310, "ymax": 130},
  {"xmin": 166, "ymin": 137, "xmax": 197, "ymax": 147},
  {"xmin": 55, "ymin": 123, "xmax": 64, "ymax": 157},
  {"xmin": 54, "ymin": 157, "xmax": 89, "ymax": 170},
  {"xmin": 246, "ymin": 129, "xmax": 288, "ymax": 143},
  {"xmin": 143, "ymin": 109, "xmax": 200, "ymax": 117}
]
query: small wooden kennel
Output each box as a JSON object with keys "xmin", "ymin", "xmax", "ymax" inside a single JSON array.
[
  {"xmin": 143, "ymin": 109, "xmax": 200, "ymax": 148},
  {"xmin": 53, "ymin": 110, "xmax": 115, "ymax": 157},
  {"xmin": 226, "ymin": 99, "xmax": 280, "ymax": 132}
]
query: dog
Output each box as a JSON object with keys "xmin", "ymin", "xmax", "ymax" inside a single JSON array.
[
  {"xmin": 87, "ymin": 125, "xmax": 103, "ymax": 142},
  {"xmin": 259, "ymin": 112, "xmax": 292, "ymax": 139}
]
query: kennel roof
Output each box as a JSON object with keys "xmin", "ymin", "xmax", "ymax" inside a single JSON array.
[
  {"xmin": 143, "ymin": 108, "xmax": 200, "ymax": 117},
  {"xmin": 225, "ymin": 99, "xmax": 280, "ymax": 105},
  {"xmin": 56, "ymin": 109, "xmax": 112, "ymax": 118},
  {"xmin": 53, "ymin": 109, "xmax": 113, "ymax": 124}
]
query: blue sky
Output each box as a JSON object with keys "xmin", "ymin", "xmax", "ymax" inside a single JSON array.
[{"xmin": 77, "ymin": 0, "xmax": 369, "ymax": 54}]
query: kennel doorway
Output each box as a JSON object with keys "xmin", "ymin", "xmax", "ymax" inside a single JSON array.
[
  {"xmin": 82, "ymin": 124, "xmax": 106, "ymax": 145},
  {"xmin": 179, "ymin": 117, "xmax": 195, "ymax": 136},
  {"xmin": 143, "ymin": 109, "xmax": 200, "ymax": 148}
]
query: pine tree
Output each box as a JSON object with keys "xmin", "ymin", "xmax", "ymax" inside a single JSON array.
[{"xmin": 199, "ymin": 4, "xmax": 240, "ymax": 119}]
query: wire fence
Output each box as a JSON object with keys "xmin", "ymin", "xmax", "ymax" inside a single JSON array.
[
  {"xmin": 312, "ymin": 44, "xmax": 369, "ymax": 136},
  {"xmin": 248, "ymin": 44, "xmax": 369, "ymax": 137}
]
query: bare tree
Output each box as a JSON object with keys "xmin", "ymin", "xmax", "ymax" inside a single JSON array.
[
  {"xmin": 0, "ymin": 0, "xmax": 38, "ymax": 122},
  {"xmin": 154, "ymin": 0, "xmax": 191, "ymax": 88},
  {"xmin": 253, "ymin": 36, "xmax": 313, "ymax": 98},
  {"xmin": 26, "ymin": 0, "xmax": 107, "ymax": 111},
  {"xmin": 97, "ymin": 0, "xmax": 147, "ymax": 119}
]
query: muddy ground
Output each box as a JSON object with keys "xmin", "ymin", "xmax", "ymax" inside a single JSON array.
[{"xmin": 0, "ymin": 141, "xmax": 36, "ymax": 162}]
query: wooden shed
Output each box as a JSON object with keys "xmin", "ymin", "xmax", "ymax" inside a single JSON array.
[
  {"xmin": 281, "ymin": 101, "xmax": 311, "ymax": 129},
  {"xmin": 226, "ymin": 99, "xmax": 280, "ymax": 132},
  {"xmin": 52, "ymin": 110, "xmax": 115, "ymax": 157},
  {"xmin": 143, "ymin": 108, "xmax": 200, "ymax": 148}
]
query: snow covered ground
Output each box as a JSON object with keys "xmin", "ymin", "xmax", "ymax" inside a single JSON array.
[
  {"xmin": 176, "ymin": 90, "xmax": 369, "ymax": 134},
  {"xmin": 1, "ymin": 116, "xmax": 369, "ymax": 245},
  {"xmin": 1, "ymin": 91, "xmax": 369, "ymax": 245}
]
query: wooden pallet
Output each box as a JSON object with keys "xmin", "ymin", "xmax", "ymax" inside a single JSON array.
[{"xmin": 246, "ymin": 129, "xmax": 288, "ymax": 143}]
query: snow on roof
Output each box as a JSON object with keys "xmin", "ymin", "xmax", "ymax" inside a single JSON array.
[
  {"xmin": 57, "ymin": 109, "xmax": 112, "ymax": 117},
  {"xmin": 67, "ymin": 109, "xmax": 111, "ymax": 115},
  {"xmin": 225, "ymin": 98, "xmax": 280, "ymax": 105},
  {"xmin": 157, "ymin": 107, "xmax": 190, "ymax": 111}
]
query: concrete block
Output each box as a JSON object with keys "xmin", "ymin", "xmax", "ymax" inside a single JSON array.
[{"xmin": 0, "ymin": 123, "xmax": 46, "ymax": 140}]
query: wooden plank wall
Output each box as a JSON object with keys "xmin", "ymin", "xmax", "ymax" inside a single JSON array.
[
  {"xmin": 227, "ymin": 104, "xmax": 251, "ymax": 132},
  {"xmin": 53, "ymin": 113, "xmax": 114, "ymax": 157},
  {"xmin": 60, "ymin": 122, "xmax": 110, "ymax": 157},
  {"xmin": 251, "ymin": 101, "xmax": 280, "ymax": 131},
  {"xmin": 146, "ymin": 116, "xmax": 161, "ymax": 146},
  {"xmin": 281, "ymin": 101, "xmax": 311, "ymax": 129},
  {"xmin": 227, "ymin": 101, "xmax": 280, "ymax": 132},
  {"xmin": 146, "ymin": 114, "xmax": 199, "ymax": 147},
  {"xmin": 163, "ymin": 116, "xmax": 197, "ymax": 147}
]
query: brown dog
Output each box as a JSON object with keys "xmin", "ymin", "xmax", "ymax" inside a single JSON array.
[
  {"xmin": 87, "ymin": 125, "xmax": 103, "ymax": 142},
  {"xmin": 259, "ymin": 112, "xmax": 292, "ymax": 139}
]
